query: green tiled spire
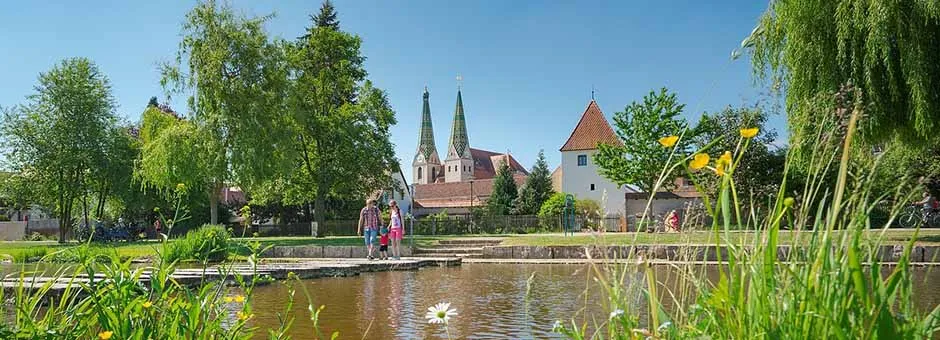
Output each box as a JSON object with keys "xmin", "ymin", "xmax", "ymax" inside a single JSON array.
[
  {"xmin": 413, "ymin": 87, "xmax": 440, "ymax": 165},
  {"xmin": 447, "ymin": 89, "xmax": 471, "ymax": 160}
]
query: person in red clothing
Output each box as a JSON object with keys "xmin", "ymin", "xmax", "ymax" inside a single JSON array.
[
  {"xmin": 665, "ymin": 210, "xmax": 680, "ymax": 232},
  {"xmin": 378, "ymin": 227, "xmax": 390, "ymax": 260}
]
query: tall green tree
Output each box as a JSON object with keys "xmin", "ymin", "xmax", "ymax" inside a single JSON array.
[
  {"xmin": 312, "ymin": 0, "xmax": 339, "ymax": 30},
  {"xmin": 160, "ymin": 0, "xmax": 291, "ymax": 224},
  {"xmin": 594, "ymin": 87, "xmax": 687, "ymax": 194},
  {"xmin": 488, "ymin": 162, "xmax": 518, "ymax": 215},
  {"xmin": 689, "ymin": 106, "xmax": 785, "ymax": 202},
  {"xmin": 280, "ymin": 5, "xmax": 397, "ymax": 231},
  {"xmin": 0, "ymin": 58, "xmax": 118, "ymax": 241},
  {"xmin": 745, "ymin": 0, "xmax": 940, "ymax": 144},
  {"xmin": 513, "ymin": 150, "xmax": 555, "ymax": 215}
]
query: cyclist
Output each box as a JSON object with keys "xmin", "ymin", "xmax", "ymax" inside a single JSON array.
[{"xmin": 915, "ymin": 191, "xmax": 937, "ymax": 216}]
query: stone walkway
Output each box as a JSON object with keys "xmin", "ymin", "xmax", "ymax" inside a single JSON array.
[{"xmin": 0, "ymin": 257, "xmax": 461, "ymax": 297}]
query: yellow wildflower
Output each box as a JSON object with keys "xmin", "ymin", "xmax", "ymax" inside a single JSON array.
[
  {"xmin": 658, "ymin": 135, "xmax": 679, "ymax": 148},
  {"xmin": 176, "ymin": 183, "xmax": 186, "ymax": 192},
  {"xmin": 234, "ymin": 295, "xmax": 245, "ymax": 303},
  {"xmin": 689, "ymin": 153, "xmax": 710, "ymax": 170},
  {"xmin": 236, "ymin": 311, "xmax": 253, "ymax": 321},
  {"xmin": 99, "ymin": 331, "xmax": 113, "ymax": 340},
  {"xmin": 224, "ymin": 296, "xmax": 234, "ymax": 303},
  {"xmin": 714, "ymin": 151, "xmax": 732, "ymax": 176},
  {"xmin": 142, "ymin": 301, "xmax": 152, "ymax": 308},
  {"xmin": 740, "ymin": 127, "xmax": 759, "ymax": 138},
  {"xmin": 718, "ymin": 151, "xmax": 732, "ymax": 165},
  {"xmin": 784, "ymin": 197, "xmax": 795, "ymax": 207}
]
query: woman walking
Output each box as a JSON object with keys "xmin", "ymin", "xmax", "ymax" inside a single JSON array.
[{"xmin": 388, "ymin": 200, "xmax": 405, "ymax": 260}]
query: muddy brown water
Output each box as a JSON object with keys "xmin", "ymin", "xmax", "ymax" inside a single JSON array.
[
  {"xmin": 3, "ymin": 263, "xmax": 939, "ymax": 339},
  {"xmin": 244, "ymin": 263, "xmax": 940, "ymax": 339}
]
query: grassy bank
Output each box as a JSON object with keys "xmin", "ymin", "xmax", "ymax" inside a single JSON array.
[
  {"xmin": 0, "ymin": 235, "xmax": 454, "ymax": 262},
  {"xmin": 497, "ymin": 229, "xmax": 940, "ymax": 246}
]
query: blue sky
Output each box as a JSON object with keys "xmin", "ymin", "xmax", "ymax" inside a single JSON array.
[{"xmin": 0, "ymin": 0, "xmax": 781, "ymax": 182}]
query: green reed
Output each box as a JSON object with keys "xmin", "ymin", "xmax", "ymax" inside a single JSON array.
[{"xmin": 555, "ymin": 88, "xmax": 940, "ymax": 339}]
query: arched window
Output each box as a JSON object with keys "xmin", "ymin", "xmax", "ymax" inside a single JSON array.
[{"xmin": 417, "ymin": 167, "xmax": 422, "ymax": 179}]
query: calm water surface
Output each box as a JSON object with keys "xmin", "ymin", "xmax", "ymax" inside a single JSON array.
[{"xmin": 246, "ymin": 263, "xmax": 940, "ymax": 339}]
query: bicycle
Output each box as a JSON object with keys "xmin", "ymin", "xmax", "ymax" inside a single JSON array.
[{"xmin": 898, "ymin": 205, "xmax": 940, "ymax": 228}]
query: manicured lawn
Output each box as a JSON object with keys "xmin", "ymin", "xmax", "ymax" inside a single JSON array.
[
  {"xmin": 1, "ymin": 230, "xmax": 936, "ymax": 262},
  {"xmin": 497, "ymin": 229, "xmax": 940, "ymax": 246}
]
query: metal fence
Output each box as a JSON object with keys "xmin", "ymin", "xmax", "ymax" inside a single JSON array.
[{"xmin": 412, "ymin": 214, "xmax": 623, "ymax": 235}]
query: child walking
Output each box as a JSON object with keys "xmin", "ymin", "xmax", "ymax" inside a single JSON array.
[
  {"xmin": 378, "ymin": 227, "xmax": 390, "ymax": 260},
  {"xmin": 388, "ymin": 200, "xmax": 404, "ymax": 260}
]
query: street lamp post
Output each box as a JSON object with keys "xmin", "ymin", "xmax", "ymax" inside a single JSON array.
[{"xmin": 469, "ymin": 175, "xmax": 475, "ymax": 234}]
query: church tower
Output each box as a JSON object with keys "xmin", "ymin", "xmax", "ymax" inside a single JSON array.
[
  {"xmin": 413, "ymin": 87, "xmax": 442, "ymax": 185},
  {"xmin": 445, "ymin": 83, "xmax": 474, "ymax": 183}
]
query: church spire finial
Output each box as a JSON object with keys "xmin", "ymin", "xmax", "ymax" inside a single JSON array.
[{"xmin": 456, "ymin": 74, "xmax": 463, "ymax": 91}]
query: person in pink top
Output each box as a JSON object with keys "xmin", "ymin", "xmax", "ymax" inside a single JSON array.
[{"xmin": 387, "ymin": 200, "xmax": 404, "ymax": 260}]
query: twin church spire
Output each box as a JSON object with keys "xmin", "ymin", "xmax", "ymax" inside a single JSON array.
[{"xmin": 412, "ymin": 79, "xmax": 473, "ymax": 185}]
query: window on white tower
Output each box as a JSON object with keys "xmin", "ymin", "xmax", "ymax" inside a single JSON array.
[
  {"xmin": 590, "ymin": 184, "xmax": 595, "ymax": 191},
  {"xmin": 417, "ymin": 167, "xmax": 422, "ymax": 179},
  {"xmin": 577, "ymin": 155, "xmax": 587, "ymax": 166}
]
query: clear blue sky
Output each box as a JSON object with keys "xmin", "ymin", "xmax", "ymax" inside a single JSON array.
[{"xmin": 0, "ymin": 0, "xmax": 782, "ymax": 182}]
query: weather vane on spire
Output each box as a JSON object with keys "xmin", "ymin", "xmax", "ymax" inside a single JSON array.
[
  {"xmin": 456, "ymin": 74, "xmax": 463, "ymax": 90},
  {"xmin": 592, "ymin": 84, "xmax": 596, "ymax": 100}
]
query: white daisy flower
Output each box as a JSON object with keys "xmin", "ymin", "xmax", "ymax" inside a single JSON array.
[
  {"xmin": 609, "ymin": 309, "xmax": 624, "ymax": 320},
  {"xmin": 425, "ymin": 302, "xmax": 458, "ymax": 324},
  {"xmin": 552, "ymin": 320, "xmax": 564, "ymax": 332}
]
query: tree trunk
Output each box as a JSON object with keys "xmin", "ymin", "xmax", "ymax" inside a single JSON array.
[
  {"xmin": 313, "ymin": 191, "xmax": 326, "ymax": 238},
  {"xmin": 209, "ymin": 182, "xmax": 221, "ymax": 225}
]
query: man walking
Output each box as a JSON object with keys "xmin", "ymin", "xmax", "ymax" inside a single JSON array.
[{"xmin": 357, "ymin": 199, "xmax": 383, "ymax": 260}]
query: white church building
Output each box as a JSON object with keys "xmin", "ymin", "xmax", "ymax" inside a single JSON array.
[{"xmin": 555, "ymin": 100, "xmax": 635, "ymax": 216}]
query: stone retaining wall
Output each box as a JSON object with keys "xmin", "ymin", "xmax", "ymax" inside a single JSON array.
[
  {"xmin": 265, "ymin": 246, "xmax": 413, "ymax": 258},
  {"xmin": 481, "ymin": 244, "xmax": 940, "ymax": 263}
]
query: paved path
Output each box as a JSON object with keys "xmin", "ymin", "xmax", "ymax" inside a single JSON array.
[{"xmin": 0, "ymin": 257, "xmax": 461, "ymax": 297}]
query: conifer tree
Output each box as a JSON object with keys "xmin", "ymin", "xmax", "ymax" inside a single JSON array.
[
  {"xmin": 488, "ymin": 162, "xmax": 518, "ymax": 215},
  {"xmin": 313, "ymin": 0, "xmax": 339, "ymax": 30},
  {"xmin": 513, "ymin": 150, "xmax": 555, "ymax": 214}
]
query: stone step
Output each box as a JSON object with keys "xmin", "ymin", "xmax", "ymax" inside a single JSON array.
[
  {"xmin": 438, "ymin": 238, "xmax": 503, "ymax": 246},
  {"xmin": 425, "ymin": 243, "xmax": 494, "ymax": 250},
  {"xmin": 454, "ymin": 253, "xmax": 483, "ymax": 259},
  {"xmin": 414, "ymin": 247, "xmax": 484, "ymax": 255}
]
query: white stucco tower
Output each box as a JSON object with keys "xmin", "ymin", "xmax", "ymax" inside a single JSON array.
[{"xmin": 559, "ymin": 100, "xmax": 631, "ymax": 216}]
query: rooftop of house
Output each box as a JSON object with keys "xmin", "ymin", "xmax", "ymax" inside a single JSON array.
[{"xmin": 560, "ymin": 100, "xmax": 623, "ymax": 152}]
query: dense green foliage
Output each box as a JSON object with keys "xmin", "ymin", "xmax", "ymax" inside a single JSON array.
[
  {"xmin": 160, "ymin": 0, "xmax": 292, "ymax": 224},
  {"xmin": 267, "ymin": 6, "xmax": 398, "ymax": 231},
  {"xmin": 164, "ymin": 224, "xmax": 230, "ymax": 263},
  {"xmin": 594, "ymin": 87, "xmax": 687, "ymax": 193},
  {"xmin": 745, "ymin": 0, "xmax": 940, "ymax": 144},
  {"xmin": 0, "ymin": 58, "xmax": 132, "ymax": 241},
  {"xmin": 487, "ymin": 162, "xmax": 518, "ymax": 215},
  {"xmin": 689, "ymin": 106, "xmax": 786, "ymax": 202},
  {"xmin": 513, "ymin": 150, "xmax": 555, "ymax": 215}
]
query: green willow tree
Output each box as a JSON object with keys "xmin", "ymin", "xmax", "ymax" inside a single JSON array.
[
  {"xmin": 745, "ymin": 0, "xmax": 940, "ymax": 144},
  {"xmin": 488, "ymin": 162, "xmax": 519, "ymax": 215},
  {"xmin": 513, "ymin": 150, "xmax": 555, "ymax": 215},
  {"xmin": 280, "ymin": 2, "xmax": 397, "ymax": 232},
  {"xmin": 159, "ymin": 0, "xmax": 291, "ymax": 224},
  {"xmin": 594, "ymin": 87, "xmax": 687, "ymax": 194},
  {"xmin": 0, "ymin": 58, "xmax": 119, "ymax": 241}
]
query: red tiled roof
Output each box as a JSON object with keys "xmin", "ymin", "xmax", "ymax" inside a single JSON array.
[
  {"xmin": 469, "ymin": 148, "xmax": 528, "ymax": 179},
  {"xmin": 414, "ymin": 175, "xmax": 527, "ymax": 208},
  {"xmin": 560, "ymin": 100, "xmax": 623, "ymax": 151}
]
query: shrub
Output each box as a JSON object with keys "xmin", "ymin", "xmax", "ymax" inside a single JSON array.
[
  {"xmin": 14, "ymin": 247, "xmax": 47, "ymax": 263},
  {"xmin": 0, "ymin": 214, "xmax": 10, "ymax": 222},
  {"xmin": 164, "ymin": 224, "xmax": 230, "ymax": 263}
]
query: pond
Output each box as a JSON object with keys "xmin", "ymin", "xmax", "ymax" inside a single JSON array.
[{"xmin": 245, "ymin": 263, "xmax": 940, "ymax": 339}]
